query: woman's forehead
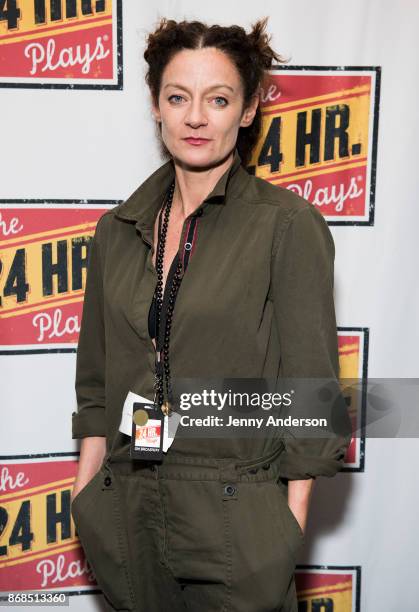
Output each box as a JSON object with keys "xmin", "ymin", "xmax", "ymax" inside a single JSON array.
[{"xmin": 161, "ymin": 47, "xmax": 241, "ymax": 87}]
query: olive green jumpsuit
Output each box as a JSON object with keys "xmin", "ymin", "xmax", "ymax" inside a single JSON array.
[{"xmin": 71, "ymin": 148, "xmax": 352, "ymax": 611}]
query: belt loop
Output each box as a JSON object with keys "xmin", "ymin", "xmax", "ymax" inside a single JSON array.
[
  {"xmin": 218, "ymin": 460, "xmax": 238, "ymax": 483},
  {"xmin": 103, "ymin": 430, "xmax": 125, "ymax": 466},
  {"xmin": 101, "ymin": 461, "xmax": 115, "ymax": 490},
  {"xmin": 102, "ymin": 450, "xmax": 112, "ymax": 468}
]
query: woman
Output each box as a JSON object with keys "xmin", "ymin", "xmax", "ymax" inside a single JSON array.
[{"xmin": 70, "ymin": 17, "xmax": 351, "ymax": 612}]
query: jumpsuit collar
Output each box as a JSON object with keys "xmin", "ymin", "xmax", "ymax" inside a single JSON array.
[{"xmin": 112, "ymin": 147, "xmax": 248, "ymax": 229}]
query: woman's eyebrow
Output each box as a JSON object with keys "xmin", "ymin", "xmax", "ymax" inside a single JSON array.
[{"xmin": 164, "ymin": 83, "xmax": 235, "ymax": 93}]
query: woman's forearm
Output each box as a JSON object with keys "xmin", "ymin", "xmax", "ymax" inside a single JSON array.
[
  {"xmin": 287, "ymin": 478, "xmax": 315, "ymax": 533},
  {"xmin": 71, "ymin": 436, "xmax": 107, "ymax": 502}
]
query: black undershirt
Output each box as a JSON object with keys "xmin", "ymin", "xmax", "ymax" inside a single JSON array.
[
  {"xmin": 148, "ymin": 200, "xmax": 199, "ymax": 343},
  {"xmin": 148, "ymin": 252, "xmax": 181, "ymax": 342}
]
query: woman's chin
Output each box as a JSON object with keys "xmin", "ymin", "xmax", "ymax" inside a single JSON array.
[{"xmin": 172, "ymin": 146, "xmax": 235, "ymax": 171}]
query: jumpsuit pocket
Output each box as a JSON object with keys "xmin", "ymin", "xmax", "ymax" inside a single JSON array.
[
  {"xmin": 229, "ymin": 481, "xmax": 301, "ymax": 611},
  {"xmin": 160, "ymin": 479, "xmax": 229, "ymax": 585},
  {"xmin": 264, "ymin": 481, "xmax": 305, "ymax": 562},
  {"xmin": 71, "ymin": 471, "xmax": 99, "ymax": 512},
  {"xmin": 276, "ymin": 480, "xmax": 305, "ymax": 540},
  {"xmin": 71, "ymin": 465, "xmax": 135, "ymax": 611}
]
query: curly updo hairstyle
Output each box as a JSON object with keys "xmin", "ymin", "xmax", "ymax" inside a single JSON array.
[{"xmin": 143, "ymin": 17, "xmax": 286, "ymax": 168}]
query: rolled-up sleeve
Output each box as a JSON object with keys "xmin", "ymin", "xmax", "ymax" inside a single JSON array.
[
  {"xmin": 72, "ymin": 213, "xmax": 108, "ymax": 439},
  {"xmin": 272, "ymin": 203, "xmax": 352, "ymax": 479}
]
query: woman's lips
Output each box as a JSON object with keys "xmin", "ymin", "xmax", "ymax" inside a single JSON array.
[{"xmin": 183, "ymin": 138, "xmax": 211, "ymax": 146}]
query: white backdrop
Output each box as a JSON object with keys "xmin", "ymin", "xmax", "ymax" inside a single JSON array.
[{"xmin": 1, "ymin": 1, "xmax": 419, "ymax": 610}]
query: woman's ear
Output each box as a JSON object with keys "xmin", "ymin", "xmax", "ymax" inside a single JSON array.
[
  {"xmin": 151, "ymin": 97, "xmax": 161, "ymax": 122},
  {"xmin": 239, "ymin": 91, "xmax": 260, "ymax": 128}
]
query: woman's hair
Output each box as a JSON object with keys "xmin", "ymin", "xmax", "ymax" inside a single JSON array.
[{"xmin": 143, "ymin": 17, "xmax": 287, "ymax": 167}]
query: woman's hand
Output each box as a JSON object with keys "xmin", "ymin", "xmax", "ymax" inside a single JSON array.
[
  {"xmin": 71, "ymin": 479, "xmax": 91, "ymax": 505},
  {"xmin": 71, "ymin": 485, "xmax": 84, "ymax": 505},
  {"xmin": 287, "ymin": 478, "xmax": 315, "ymax": 534},
  {"xmin": 71, "ymin": 436, "xmax": 107, "ymax": 505}
]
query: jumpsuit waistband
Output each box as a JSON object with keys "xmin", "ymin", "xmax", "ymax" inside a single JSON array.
[{"xmin": 101, "ymin": 441, "xmax": 286, "ymax": 483}]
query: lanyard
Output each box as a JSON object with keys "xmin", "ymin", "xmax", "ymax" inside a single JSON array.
[{"xmin": 153, "ymin": 194, "xmax": 200, "ymax": 410}]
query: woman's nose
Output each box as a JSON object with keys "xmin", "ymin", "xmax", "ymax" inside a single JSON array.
[{"xmin": 184, "ymin": 100, "xmax": 208, "ymax": 127}]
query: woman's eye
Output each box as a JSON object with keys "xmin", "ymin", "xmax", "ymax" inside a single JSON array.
[
  {"xmin": 213, "ymin": 96, "xmax": 228, "ymax": 107},
  {"xmin": 168, "ymin": 95, "xmax": 184, "ymax": 104},
  {"xmin": 167, "ymin": 95, "xmax": 228, "ymax": 106}
]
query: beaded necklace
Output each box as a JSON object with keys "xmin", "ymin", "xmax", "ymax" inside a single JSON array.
[{"xmin": 153, "ymin": 180, "xmax": 182, "ymax": 417}]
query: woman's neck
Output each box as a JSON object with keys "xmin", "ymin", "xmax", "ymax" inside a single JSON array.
[{"xmin": 171, "ymin": 151, "xmax": 234, "ymax": 219}]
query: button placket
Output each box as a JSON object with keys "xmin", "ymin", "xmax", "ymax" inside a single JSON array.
[{"xmin": 219, "ymin": 462, "xmax": 239, "ymax": 501}]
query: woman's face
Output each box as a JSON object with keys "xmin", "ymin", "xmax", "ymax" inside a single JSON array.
[{"xmin": 152, "ymin": 47, "xmax": 259, "ymax": 168}]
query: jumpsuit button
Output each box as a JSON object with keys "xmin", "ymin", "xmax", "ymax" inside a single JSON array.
[
  {"xmin": 262, "ymin": 463, "xmax": 271, "ymax": 470},
  {"xmin": 104, "ymin": 476, "xmax": 112, "ymax": 487},
  {"xmin": 224, "ymin": 484, "xmax": 236, "ymax": 496},
  {"xmin": 248, "ymin": 468, "xmax": 258, "ymax": 474}
]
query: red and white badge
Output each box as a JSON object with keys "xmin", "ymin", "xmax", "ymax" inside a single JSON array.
[
  {"xmin": 120, "ymin": 391, "xmax": 181, "ymax": 459},
  {"xmin": 130, "ymin": 401, "xmax": 164, "ymax": 461}
]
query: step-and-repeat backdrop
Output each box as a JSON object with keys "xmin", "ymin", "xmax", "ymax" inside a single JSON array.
[{"xmin": 1, "ymin": 1, "xmax": 418, "ymax": 610}]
